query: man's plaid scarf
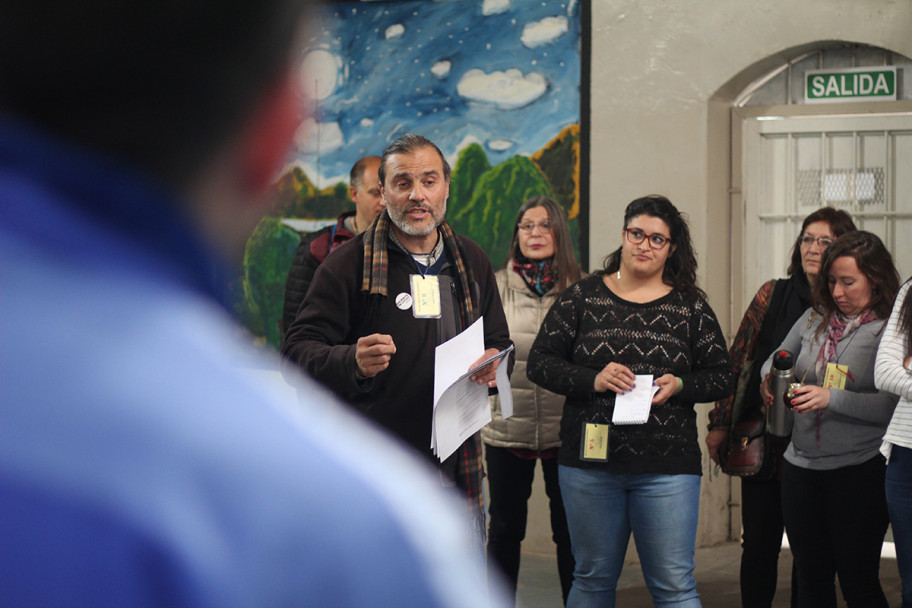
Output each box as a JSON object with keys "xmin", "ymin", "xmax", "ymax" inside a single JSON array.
[{"xmin": 361, "ymin": 210, "xmax": 485, "ymax": 524}]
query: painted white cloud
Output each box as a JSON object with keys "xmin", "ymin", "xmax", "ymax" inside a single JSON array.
[
  {"xmin": 295, "ymin": 118, "xmax": 344, "ymax": 155},
  {"xmin": 360, "ymin": 117, "xmax": 374, "ymax": 127},
  {"xmin": 482, "ymin": 0, "xmax": 510, "ymax": 16},
  {"xmin": 521, "ymin": 16, "xmax": 569, "ymax": 48},
  {"xmin": 300, "ymin": 48, "xmax": 342, "ymax": 101},
  {"xmin": 456, "ymin": 68, "xmax": 547, "ymax": 109},
  {"xmin": 488, "ymin": 140, "xmax": 514, "ymax": 151},
  {"xmin": 385, "ymin": 24, "xmax": 405, "ymax": 40},
  {"xmin": 431, "ymin": 60, "xmax": 452, "ymax": 79}
]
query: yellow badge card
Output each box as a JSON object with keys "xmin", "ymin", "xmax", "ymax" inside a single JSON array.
[
  {"xmin": 580, "ymin": 423, "xmax": 609, "ymax": 462},
  {"xmin": 823, "ymin": 363, "xmax": 849, "ymax": 390},
  {"xmin": 410, "ymin": 274, "xmax": 441, "ymax": 318}
]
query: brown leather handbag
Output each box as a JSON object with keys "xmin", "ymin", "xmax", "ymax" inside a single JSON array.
[{"xmin": 720, "ymin": 417, "xmax": 765, "ymax": 476}]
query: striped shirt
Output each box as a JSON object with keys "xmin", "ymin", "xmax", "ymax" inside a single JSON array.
[{"xmin": 875, "ymin": 280, "xmax": 912, "ymax": 460}]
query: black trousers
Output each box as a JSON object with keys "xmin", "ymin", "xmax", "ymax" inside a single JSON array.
[
  {"xmin": 485, "ymin": 445, "xmax": 575, "ymax": 605},
  {"xmin": 740, "ymin": 475, "xmax": 798, "ymax": 608},
  {"xmin": 781, "ymin": 457, "xmax": 890, "ymax": 608}
]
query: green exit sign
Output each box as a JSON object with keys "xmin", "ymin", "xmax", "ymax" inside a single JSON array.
[{"xmin": 805, "ymin": 67, "xmax": 897, "ymax": 103}]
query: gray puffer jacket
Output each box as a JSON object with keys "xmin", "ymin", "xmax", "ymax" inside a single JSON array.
[{"xmin": 482, "ymin": 266, "xmax": 564, "ymax": 451}]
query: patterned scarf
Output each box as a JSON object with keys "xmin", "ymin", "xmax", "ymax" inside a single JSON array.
[
  {"xmin": 361, "ymin": 211, "xmax": 478, "ymax": 326},
  {"xmin": 814, "ymin": 308, "xmax": 879, "ymax": 382},
  {"xmin": 359, "ymin": 210, "xmax": 484, "ymax": 523},
  {"xmin": 512, "ymin": 257, "xmax": 555, "ymax": 296}
]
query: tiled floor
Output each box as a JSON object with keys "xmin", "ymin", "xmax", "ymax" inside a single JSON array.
[{"xmin": 516, "ymin": 540, "xmax": 903, "ymax": 607}]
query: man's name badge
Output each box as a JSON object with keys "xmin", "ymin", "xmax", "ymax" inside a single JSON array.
[
  {"xmin": 580, "ymin": 423, "xmax": 609, "ymax": 462},
  {"xmin": 823, "ymin": 362, "xmax": 850, "ymax": 390},
  {"xmin": 410, "ymin": 274, "xmax": 441, "ymax": 318}
]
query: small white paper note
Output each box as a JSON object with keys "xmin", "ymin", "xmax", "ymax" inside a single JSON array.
[{"xmin": 611, "ymin": 375, "xmax": 660, "ymax": 425}]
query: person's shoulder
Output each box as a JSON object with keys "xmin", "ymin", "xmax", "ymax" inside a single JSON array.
[
  {"xmin": 305, "ymin": 223, "xmax": 338, "ymax": 257},
  {"xmin": 756, "ymin": 278, "xmax": 777, "ymax": 297},
  {"xmin": 554, "ymin": 272, "xmax": 598, "ymax": 295},
  {"xmin": 16, "ymin": 304, "xmax": 490, "ymax": 603},
  {"xmin": 317, "ymin": 231, "xmax": 366, "ymax": 271},
  {"xmin": 672, "ymin": 288, "xmax": 714, "ymax": 313},
  {"xmin": 572, "ymin": 273, "xmax": 604, "ymax": 292},
  {"xmin": 494, "ymin": 265, "xmax": 510, "ymax": 284},
  {"xmin": 300, "ymin": 222, "xmax": 334, "ymax": 245}
]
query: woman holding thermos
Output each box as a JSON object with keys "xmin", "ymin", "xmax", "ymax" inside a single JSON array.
[{"xmin": 760, "ymin": 231, "xmax": 899, "ymax": 608}]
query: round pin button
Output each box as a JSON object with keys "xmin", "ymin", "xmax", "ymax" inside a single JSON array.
[{"xmin": 395, "ymin": 292, "xmax": 413, "ymax": 310}]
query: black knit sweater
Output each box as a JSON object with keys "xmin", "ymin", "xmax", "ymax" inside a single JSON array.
[{"xmin": 527, "ymin": 274, "xmax": 734, "ymax": 475}]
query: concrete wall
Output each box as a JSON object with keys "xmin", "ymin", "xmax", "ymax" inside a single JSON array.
[{"xmin": 521, "ymin": 0, "xmax": 912, "ymax": 555}]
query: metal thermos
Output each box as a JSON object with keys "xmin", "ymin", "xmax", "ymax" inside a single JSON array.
[{"xmin": 767, "ymin": 350, "xmax": 795, "ymax": 437}]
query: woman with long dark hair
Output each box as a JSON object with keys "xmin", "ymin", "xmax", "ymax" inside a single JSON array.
[
  {"xmin": 875, "ymin": 275, "xmax": 912, "ymax": 608},
  {"xmin": 761, "ymin": 231, "xmax": 900, "ymax": 607},
  {"xmin": 706, "ymin": 207, "xmax": 856, "ymax": 608},
  {"xmin": 483, "ymin": 196, "xmax": 581, "ymax": 605},
  {"xmin": 528, "ymin": 195, "xmax": 733, "ymax": 607}
]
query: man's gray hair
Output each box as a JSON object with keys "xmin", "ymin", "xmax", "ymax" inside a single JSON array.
[{"xmin": 378, "ymin": 134, "xmax": 451, "ymax": 185}]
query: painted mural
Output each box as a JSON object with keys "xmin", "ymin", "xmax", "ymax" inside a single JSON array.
[{"xmin": 235, "ymin": 0, "xmax": 585, "ymax": 350}]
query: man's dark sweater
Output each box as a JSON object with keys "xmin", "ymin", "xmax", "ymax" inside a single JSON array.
[{"xmin": 281, "ymin": 229, "xmax": 512, "ymax": 461}]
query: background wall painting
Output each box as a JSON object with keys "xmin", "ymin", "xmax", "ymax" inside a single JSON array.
[{"xmin": 235, "ymin": 0, "xmax": 588, "ymax": 350}]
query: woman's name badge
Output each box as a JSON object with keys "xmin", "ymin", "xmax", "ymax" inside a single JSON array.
[
  {"xmin": 410, "ymin": 274, "xmax": 441, "ymax": 318},
  {"xmin": 823, "ymin": 363, "xmax": 850, "ymax": 390},
  {"xmin": 580, "ymin": 423, "xmax": 609, "ymax": 462}
]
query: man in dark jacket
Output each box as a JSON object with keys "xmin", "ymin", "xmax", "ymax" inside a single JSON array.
[
  {"xmin": 281, "ymin": 155, "xmax": 383, "ymax": 335},
  {"xmin": 281, "ymin": 133, "xmax": 512, "ymax": 547}
]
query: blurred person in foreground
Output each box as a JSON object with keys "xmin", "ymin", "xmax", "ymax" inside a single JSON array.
[
  {"xmin": 483, "ymin": 196, "xmax": 582, "ymax": 605},
  {"xmin": 760, "ymin": 231, "xmax": 899, "ymax": 608},
  {"xmin": 0, "ymin": 2, "xmax": 509, "ymax": 606},
  {"xmin": 281, "ymin": 155, "xmax": 384, "ymax": 337},
  {"xmin": 706, "ymin": 207, "xmax": 856, "ymax": 608}
]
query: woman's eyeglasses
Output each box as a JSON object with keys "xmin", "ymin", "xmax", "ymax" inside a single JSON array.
[
  {"xmin": 517, "ymin": 221, "xmax": 552, "ymax": 233},
  {"xmin": 624, "ymin": 228, "xmax": 671, "ymax": 249},
  {"xmin": 799, "ymin": 235, "xmax": 835, "ymax": 248}
]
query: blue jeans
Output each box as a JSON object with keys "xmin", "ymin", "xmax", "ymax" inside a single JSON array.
[
  {"xmin": 887, "ymin": 445, "xmax": 912, "ymax": 608},
  {"xmin": 559, "ymin": 465, "xmax": 702, "ymax": 608}
]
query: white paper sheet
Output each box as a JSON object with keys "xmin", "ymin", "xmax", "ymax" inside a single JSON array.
[
  {"xmin": 431, "ymin": 318, "xmax": 514, "ymax": 461},
  {"xmin": 496, "ymin": 360, "xmax": 514, "ymax": 419},
  {"xmin": 611, "ymin": 375, "xmax": 660, "ymax": 425}
]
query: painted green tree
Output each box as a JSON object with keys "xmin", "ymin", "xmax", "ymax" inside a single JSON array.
[
  {"xmin": 242, "ymin": 216, "xmax": 302, "ymax": 349},
  {"xmin": 449, "ymin": 143, "xmax": 491, "ymax": 211},
  {"xmin": 450, "ymin": 155, "xmax": 554, "ymax": 267}
]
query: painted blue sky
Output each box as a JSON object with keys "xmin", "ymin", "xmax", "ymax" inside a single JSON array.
[{"xmin": 290, "ymin": 0, "xmax": 581, "ymax": 187}]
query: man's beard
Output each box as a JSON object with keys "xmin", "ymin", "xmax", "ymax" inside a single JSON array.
[{"xmin": 387, "ymin": 202, "xmax": 445, "ymax": 237}]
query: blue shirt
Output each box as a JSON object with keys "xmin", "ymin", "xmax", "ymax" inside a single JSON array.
[{"xmin": 0, "ymin": 120, "xmax": 505, "ymax": 607}]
